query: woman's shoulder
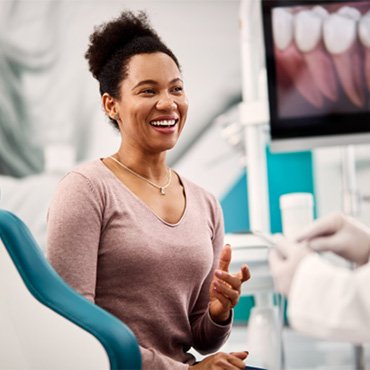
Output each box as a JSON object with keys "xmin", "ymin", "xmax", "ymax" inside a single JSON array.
[
  {"xmin": 70, "ymin": 159, "xmax": 106, "ymax": 177},
  {"xmin": 57, "ymin": 159, "xmax": 109, "ymax": 192},
  {"xmin": 61, "ymin": 159, "xmax": 107, "ymax": 181}
]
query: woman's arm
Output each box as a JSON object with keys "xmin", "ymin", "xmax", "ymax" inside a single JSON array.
[
  {"xmin": 189, "ymin": 200, "xmax": 233, "ymax": 353},
  {"xmin": 47, "ymin": 172, "xmax": 102, "ymax": 301}
]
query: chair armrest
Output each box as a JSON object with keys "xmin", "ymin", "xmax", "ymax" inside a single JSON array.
[{"xmin": 0, "ymin": 209, "xmax": 141, "ymax": 370}]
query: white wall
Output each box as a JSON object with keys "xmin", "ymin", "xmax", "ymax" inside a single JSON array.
[{"xmin": 314, "ymin": 145, "xmax": 370, "ymax": 225}]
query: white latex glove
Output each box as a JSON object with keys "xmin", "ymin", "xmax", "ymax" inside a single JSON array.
[
  {"xmin": 297, "ymin": 213, "xmax": 370, "ymax": 266},
  {"xmin": 268, "ymin": 234, "xmax": 311, "ymax": 296}
]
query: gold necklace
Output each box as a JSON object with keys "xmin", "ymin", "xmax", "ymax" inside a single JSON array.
[{"xmin": 109, "ymin": 156, "xmax": 172, "ymax": 195}]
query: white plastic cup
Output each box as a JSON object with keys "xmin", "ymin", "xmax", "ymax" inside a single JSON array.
[
  {"xmin": 246, "ymin": 305, "xmax": 282, "ymax": 370},
  {"xmin": 279, "ymin": 192, "xmax": 314, "ymax": 240}
]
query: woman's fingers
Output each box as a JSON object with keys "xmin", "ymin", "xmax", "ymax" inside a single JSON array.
[
  {"xmin": 227, "ymin": 352, "xmax": 248, "ymax": 369},
  {"xmin": 217, "ymin": 244, "xmax": 232, "ymax": 272},
  {"xmin": 213, "ymin": 264, "xmax": 251, "ymax": 308},
  {"xmin": 214, "ymin": 280, "xmax": 239, "ymax": 306},
  {"xmin": 212, "ymin": 289, "xmax": 232, "ymax": 309},
  {"xmin": 191, "ymin": 351, "xmax": 248, "ymax": 370},
  {"xmin": 236, "ymin": 264, "xmax": 251, "ymax": 283},
  {"xmin": 230, "ymin": 351, "xmax": 249, "ymax": 360},
  {"xmin": 215, "ymin": 270, "xmax": 241, "ymax": 290},
  {"xmin": 216, "ymin": 264, "xmax": 250, "ymax": 287}
]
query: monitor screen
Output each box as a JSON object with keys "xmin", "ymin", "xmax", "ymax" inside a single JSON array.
[{"xmin": 262, "ymin": 0, "xmax": 370, "ymax": 152}]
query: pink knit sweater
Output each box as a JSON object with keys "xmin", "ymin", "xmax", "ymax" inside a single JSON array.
[{"xmin": 47, "ymin": 160, "xmax": 231, "ymax": 370}]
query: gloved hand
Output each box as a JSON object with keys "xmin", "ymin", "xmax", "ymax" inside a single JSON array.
[
  {"xmin": 268, "ymin": 234, "xmax": 311, "ymax": 296},
  {"xmin": 297, "ymin": 213, "xmax": 370, "ymax": 266}
]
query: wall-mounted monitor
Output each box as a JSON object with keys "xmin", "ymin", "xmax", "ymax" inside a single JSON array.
[{"xmin": 262, "ymin": 0, "xmax": 370, "ymax": 152}]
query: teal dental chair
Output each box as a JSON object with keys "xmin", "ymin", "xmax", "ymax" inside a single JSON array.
[{"xmin": 0, "ymin": 209, "xmax": 141, "ymax": 370}]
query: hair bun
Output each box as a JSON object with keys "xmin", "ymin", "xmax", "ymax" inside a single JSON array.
[{"xmin": 85, "ymin": 11, "xmax": 160, "ymax": 79}]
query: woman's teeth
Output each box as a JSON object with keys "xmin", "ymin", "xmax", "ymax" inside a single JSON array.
[{"xmin": 150, "ymin": 119, "xmax": 177, "ymax": 127}]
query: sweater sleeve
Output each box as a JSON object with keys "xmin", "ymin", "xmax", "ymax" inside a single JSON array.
[
  {"xmin": 288, "ymin": 253, "xmax": 370, "ymax": 343},
  {"xmin": 47, "ymin": 171, "xmax": 103, "ymax": 302},
  {"xmin": 189, "ymin": 199, "xmax": 232, "ymax": 354}
]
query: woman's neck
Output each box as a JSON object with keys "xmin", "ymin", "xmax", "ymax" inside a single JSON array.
[{"xmin": 114, "ymin": 148, "xmax": 168, "ymax": 183}]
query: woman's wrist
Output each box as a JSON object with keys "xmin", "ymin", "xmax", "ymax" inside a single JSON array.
[{"xmin": 209, "ymin": 308, "xmax": 232, "ymax": 325}]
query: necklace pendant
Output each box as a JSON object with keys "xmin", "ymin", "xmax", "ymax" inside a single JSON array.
[{"xmin": 160, "ymin": 187, "xmax": 165, "ymax": 195}]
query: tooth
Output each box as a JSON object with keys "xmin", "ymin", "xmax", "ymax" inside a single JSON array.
[
  {"xmin": 324, "ymin": 13, "xmax": 357, "ymax": 54},
  {"xmin": 324, "ymin": 10, "xmax": 365, "ymax": 107},
  {"xmin": 151, "ymin": 120, "xmax": 175, "ymax": 126},
  {"xmin": 337, "ymin": 6, "xmax": 361, "ymax": 21},
  {"xmin": 359, "ymin": 11, "xmax": 370, "ymax": 92},
  {"xmin": 293, "ymin": 9, "xmax": 337, "ymax": 102},
  {"xmin": 294, "ymin": 10, "xmax": 323, "ymax": 53},
  {"xmin": 273, "ymin": 8, "xmax": 293, "ymax": 50},
  {"xmin": 312, "ymin": 6, "xmax": 329, "ymax": 19},
  {"xmin": 360, "ymin": 10, "xmax": 370, "ymax": 47}
]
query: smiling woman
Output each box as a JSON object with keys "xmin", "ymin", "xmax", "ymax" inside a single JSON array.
[
  {"xmin": 46, "ymin": 10, "xmax": 250, "ymax": 370},
  {"xmin": 102, "ymin": 52, "xmax": 188, "ymax": 155}
]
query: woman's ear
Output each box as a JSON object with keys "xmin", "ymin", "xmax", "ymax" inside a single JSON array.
[{"xmin": 102, "ymin": 93, "xmax": 120, "ymax": 121}]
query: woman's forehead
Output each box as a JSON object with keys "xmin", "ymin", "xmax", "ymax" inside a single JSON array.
[{"xmin": 125, "ymin": 53, "xmax": 182, "ymax": 85}]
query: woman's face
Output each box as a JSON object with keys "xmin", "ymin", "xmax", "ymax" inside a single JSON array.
[{"xmin": 113, "ymin": 52, "xmax": 188, "ymax": 154}]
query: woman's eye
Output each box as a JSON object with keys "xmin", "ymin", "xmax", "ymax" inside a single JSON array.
[
  {"xmin": 140, "ymin": 89, "xmax": 156, "ymax": 95},
  {"xmin": 172, "ymin": 86, "xmax": 183, "ymax": 94}
]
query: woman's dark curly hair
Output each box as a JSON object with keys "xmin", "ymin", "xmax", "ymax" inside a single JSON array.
[{"xmin": 85, "ymin": 11, "xmax": 180, "ymax": 129}]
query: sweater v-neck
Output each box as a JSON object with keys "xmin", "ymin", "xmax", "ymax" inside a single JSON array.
[{"xmin": 98, "ymin": 159, "xmax": 187, "ymax": 227}]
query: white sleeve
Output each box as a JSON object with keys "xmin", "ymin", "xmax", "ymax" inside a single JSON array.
[{"xmin": 288, "ymin": 253, "xmax": 370, "ymax": 343}]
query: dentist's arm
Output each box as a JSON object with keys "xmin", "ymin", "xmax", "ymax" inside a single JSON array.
[{"xmin": 269, "ymin": 233, "xmax": 370, "ymax": 342}]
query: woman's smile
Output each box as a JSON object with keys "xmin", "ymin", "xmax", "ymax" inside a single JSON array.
[{"xmin": 148, "ymin": 115, "xmax": 179, "ymax": 134}]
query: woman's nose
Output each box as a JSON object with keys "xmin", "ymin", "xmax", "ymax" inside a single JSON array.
[{"xmin": 156, "ymin": 94, "xmax": 177, "ymax": 111}]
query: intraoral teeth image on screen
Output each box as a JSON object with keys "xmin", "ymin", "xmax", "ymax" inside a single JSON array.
[
  {"xmin": 263, "ymin": 0, "xmax": 370, "ymax": 151},
  {"xmin": 273, "ymin": 1, "xmax": 370, "ymax": 117}
]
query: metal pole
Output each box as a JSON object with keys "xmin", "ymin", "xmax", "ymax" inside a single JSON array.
[
  {"xmin": 239, "ymin": 0, "xmax": 270, "ymax": 233},
  {"xmin": 341, "ymin": 146, "xmax": 365, "ymax": 370},
  {"xmin": 239, "ymin": 1, "xmax": 285, "ymax": 369}
]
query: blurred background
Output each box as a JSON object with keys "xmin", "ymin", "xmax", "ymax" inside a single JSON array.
[
  {"xmin": 1, "ymin": 1, "xmax": 370, "ymax": 369},
  {"xmin": 0, "ymin": 0, "xmax": 246, "ymax": 247}
]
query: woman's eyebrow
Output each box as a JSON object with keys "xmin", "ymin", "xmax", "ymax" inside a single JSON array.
[
  {"xmin": 132, "ymin": 79, "xmax": 158, "ymax": 90},
  {"xmin": 132, "ymin": 78, "xmax": 183, "ymax": 90}
]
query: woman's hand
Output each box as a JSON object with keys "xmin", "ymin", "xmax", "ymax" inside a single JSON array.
[
  {"xmin": 189, "ymin": 351, "xmax": 248, "ymax": 370},
  {"xmin": 209, "ymin": 244, "xmax": 250, "ymax": 323}
]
